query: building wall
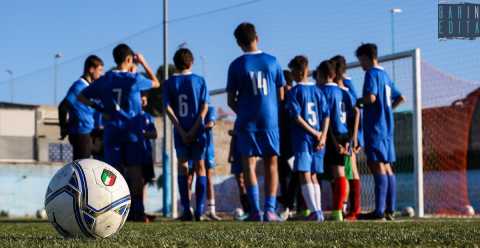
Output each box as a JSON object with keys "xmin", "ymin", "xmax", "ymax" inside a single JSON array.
[{"xmin": 0, "ymin": 108, "xmax": 36, "ymax": 162}]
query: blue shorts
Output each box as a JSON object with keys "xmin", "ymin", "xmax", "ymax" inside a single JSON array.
[
  {"xmin": 103, "ymin": 127, "xmax": 145, "ymax": 170},
  {"xmin": 174, "ymin": 132, "xmax": 206, "ymax": 162},
  {"xmin": 236, "ymin": 129, "xmax": 280, "ymax": 157},
  {"xmin": 293, "ymin": 148, "xmax": 325, "ymax": 174},
  {"xmin": 365, "ymin": 138, "xmax": 396, "ymax": 164}
]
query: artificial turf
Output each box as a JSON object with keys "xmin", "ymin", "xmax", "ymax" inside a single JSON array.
[{"xmin": 0, "ymin": 218, "xmax": 479, "ymax": 247}]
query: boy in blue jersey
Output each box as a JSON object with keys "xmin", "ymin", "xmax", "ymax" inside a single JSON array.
[
  {"xmin": 355, "ymin": 43, "xmax": 405, "ymax": 220},
  {"xmin": 58, "ymin": 55, "xmax": 104, "ymax": 160},
  {"xmin": 163, "ymin": 48, "xmax": 210, "ymax": 221},
  {"xmin": 330, "ymin": 55, "xmax": 362, "ymax": 220},
  {"xmin": 226, "ymin": 23, "xmax": 285, "ymax": 221},
  {"xmin": 79, "ymin": 44, "xmax": 160, "ymax": 222},
  {"xmin": 286, "ymin": 56, "xmax": 330, "ymax": 222},
  {"xmin": 315, "ymin": 60, "xmax": 352, "ymax": 221},
  {"xmin": 204, "ymin": 106, "xmax": 222, "ymax": 220}
]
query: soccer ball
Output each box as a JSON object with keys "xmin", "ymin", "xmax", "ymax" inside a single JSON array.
[
  {"xmin": 233, "ymin": 208, "xmax": 245, "ymax": 220},
  {"xmin": 44, "ymin": 159, "xmax": 130, "ymax": 239},
  {"xmin": 402, "ymin": 206, "xmax": 415, "ymax": 217},
  {"xmin": 464, "ymin": 205, "xmax": 475, "ymax": 216}
]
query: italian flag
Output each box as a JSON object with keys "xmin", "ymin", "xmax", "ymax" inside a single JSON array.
[{"xmin": 101, "ymin": 170, "xmax": 116, "ymax": 186}]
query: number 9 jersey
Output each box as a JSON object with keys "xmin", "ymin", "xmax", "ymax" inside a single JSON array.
[{"xmin": 226, "ymin": 51, "xmax": 285, "ymax": 132}]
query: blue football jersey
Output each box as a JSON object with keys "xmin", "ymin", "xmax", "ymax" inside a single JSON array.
[
  {"xmin": 82, "ymin": 70, "xmax": 152, "ymax": 129},
  {"xmin": 319, "ymin": 83, "xmax": 350, "ymax": 136},
  {"xmin": 344, "ymin": 77, "xmax": 364, "ymax": 147},
  {"xmin": 205, "ymin": 106, "xmax": 216, "ymax": 163},
  {"xmin": 343, "ymin": 77, "xmax": 358, "ymax": 100},
  {"xmin": 226, "ymin": 51, "xmax": 285, "ymax": 132},
  {"xmin": 362, "ymin": 66, "xmax": 402, "ymax": 145},
  {"xmin": 285, "ymin": 82, "xmax": 329, "ymax": 152},
  {"xmin": 163, "ymin": 72, "xmax": 209, "ymax": 132},
  {"xmin": 65, "ymin": 78, "xmax": 95, "ymax": 134}
]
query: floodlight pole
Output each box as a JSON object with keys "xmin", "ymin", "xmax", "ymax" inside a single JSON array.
[
  {"xmin": 390, "ymin": 8, "xmax": 401, "ymax": 82},
  {"xmin": 54, "ymin": 53, "xmax": 63, "ymax": 105},
  {"xmin": 162, "ymin": 0, "xmax": 175, "ymax": 218}
]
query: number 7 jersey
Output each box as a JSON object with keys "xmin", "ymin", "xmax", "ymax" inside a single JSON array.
[{"xmin": 226, "ymin": 51, "xmax": 285, "ymax": 132}]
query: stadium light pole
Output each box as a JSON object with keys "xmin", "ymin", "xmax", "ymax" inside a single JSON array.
[
  {"xmin": 54, "ymin": 53, "xmax": 63, "ymax": 106},
  {"xmin": 5, "ymin": 69, "xmax": 13, "ymax": 103},
  {"xmin": 390, "ymin": 8, "xmax": 402, "ymax": 82}
]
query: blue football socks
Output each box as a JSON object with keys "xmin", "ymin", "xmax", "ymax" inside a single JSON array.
[{"xmin": 374, "ymin": 174, "xmax": 388, "ymax": 216}]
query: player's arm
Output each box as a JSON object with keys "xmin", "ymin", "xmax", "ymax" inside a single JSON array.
[
  {"xmin": 358, "ymin": 71, "xmax": 378, "ymax": 107},
  {"xmin": 58, "ymin": 98, "xmax": 70, "ymax": 140},
  {"xmin": 205, "ymin": 120, "xmax": 215, "ymax": 129},
  {"xmin": 352, "ymin": 107, "xmax": 361, "ymax": 152},
  {"xmin": 134, "ymin": 53, "xmax": 160, "ymax": 88},
  {"xmin": 227, "ymin": 92, "xmax": 238, "ymax": 114},
  {"xmin": 319, "ymin": 117, "xmax": 330, "ymax": 150},
  {"xmin": 392, "ymin": 95, "xmax": 406, "ymax": 110},
  {"xmin": 165, "ymin": 105, "xmax": 188, "ymax": 139},
  {"xmin": 186, "ymin": 103, "xmax": 209, "ymax": 141}
]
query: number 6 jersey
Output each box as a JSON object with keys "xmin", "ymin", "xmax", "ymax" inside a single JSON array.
[
  {"xmin": 226, "ymin": 51, "xmax": 285, "ymax": 132},
  {"xmin": 163, "ymin": 72, "xmax": 209, "ymax": 132}
]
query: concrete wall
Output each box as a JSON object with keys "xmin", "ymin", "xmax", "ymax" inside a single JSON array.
[
  {"xmin": 469, "ymin": 100, "xmax": 480, "ymax": 169},
  {"xmin": 0, "ymin": 108, "xmax": 36, "ymax": 162}
]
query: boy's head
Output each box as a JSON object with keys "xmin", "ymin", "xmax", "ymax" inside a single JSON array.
[
  {"xmin": 315, "ymin": 60, "xmax": 336, "ymax": 84},
  {"xmin": 283, "ymin": 70, "xmax": 293, "ymax": 88},
  {"xmin": 141, "ymin": 91, "xmax": 148, "ymax": 108},
  {"xmin": 288, "ymin": 55, "xmax": 309, "ymax": 83},
  {"xmin": 234, "ymin": 22, "xmax": 258, "ymax": 51},
  {"xmin": 173, "ymin": 48, "xmax": 194, "ymax": 71},
  {"xmin": 330, "ymin": 55, "xmax": 346, "ymax": 82},
  {"xmin": 355, "ymin": 43, "xmax": 377, "ymax": 71},
  {"xmin": 84, "ymin": 55, "xmax": 104, "ymax": 81},
  {"xmin": 113, "ymin": 43, "xmax": 135, "ymax": 69}
]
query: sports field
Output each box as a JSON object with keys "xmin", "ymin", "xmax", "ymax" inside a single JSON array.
[{"xmin": 1, "ymin": 218, "xmax": 479, "ymax": 247}]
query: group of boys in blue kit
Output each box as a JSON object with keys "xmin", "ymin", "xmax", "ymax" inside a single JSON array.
[
  {"xmin": 223, "ymin": 22, "xmax": 405, "ymax": 222},
  {"xmin": 59, "ymin": 21, "xmax": 405, "ymax": 223},
  {"xmin": 60, "ymin": 44, "xmax": 161, "ymax": 222}
]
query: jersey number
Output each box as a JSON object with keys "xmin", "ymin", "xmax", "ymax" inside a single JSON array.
[
  {"xmin": 179, "ymin": 94, "xmax": 188, "ymax": 117},
  {"xmin": 385, "ymin": 85, "xmax": 392, "ymax": 107},
  {"xmin": 249, "ymin": 71, "xmax": 268, "ymax": 96},
  {"xmin": 306, "ymin": 102, "xmax": 318, "ymax": 126},
  {"xmin": 113, "ymin": 88, "xmax": 122, "ymax": 111}
]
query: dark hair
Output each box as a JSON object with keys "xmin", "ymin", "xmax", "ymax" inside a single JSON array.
[
  {"xmin": 288, "ymin": 55, "xmax": 309, "ymax": 81},
  {"xmin": 315, "ymin": 60, "xmax": 336, "ymax": 81},
  {"xmin": 84, "ymin": 55, "xmax": 104, "ymax": 74},
  {"xmin": 113, "ymin": 44, "xmax": 134, "ymax": 65},
  {"xmin": 234, "ymin": 22, "xmax": 257, "ymax": 48},
  {"xmin": 355, "ymin": 43, "xmax": 378, "ymax": 60},
  {"xmin": 330, "ymin": 55, "xmax": 347, "ymax": 81},
  {"xmin": 173, "ymin": 48, "xmax": 194, "ymax": 71},
  {"xmin": 283, "ymin": 70, "xmax": 293, "ymax": 86}
]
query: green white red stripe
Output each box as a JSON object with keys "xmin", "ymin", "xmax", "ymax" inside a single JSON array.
[{"xmin": 101, "ymin": 169, "xmax": 116, "ymax": 186}]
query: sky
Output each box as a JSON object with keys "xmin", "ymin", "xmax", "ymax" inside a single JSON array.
[{"xmin": 1, "ymin": 0, "xmax": 480, "ymax": 106}]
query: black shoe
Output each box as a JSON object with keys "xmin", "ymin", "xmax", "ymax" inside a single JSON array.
[
  {"xmin": 385, "ymin": 211, "xmax": 395, "ymax": 221},
  {"xmin": 358, "ymin": 211, "xmax": 386, "ymax": 221},
  {"xmin": 180, "ymin": 210, "xmax": 194, "ymax": 221}
]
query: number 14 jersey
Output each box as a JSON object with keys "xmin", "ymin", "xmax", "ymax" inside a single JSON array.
[{"xmin": 226, "ymin": 51, "xmax": 285, "ymax": 132}]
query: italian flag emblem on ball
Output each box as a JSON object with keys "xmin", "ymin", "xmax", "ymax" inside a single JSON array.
[{"xmin": 101, "ymin": 169, "xmax": 116, "ymax": 186}]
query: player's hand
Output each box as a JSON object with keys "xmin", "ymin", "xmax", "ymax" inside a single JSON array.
[
  {"xmin": 353, "ymin": 141, "xmax": 361, "ymax": 154},
  {"xmin": 337, "ymin": 143, "xmax": 349, "ymax": 155},
  {"xmin": 134, "ymin": 53, "xmax": 146, "ymax": 66}
]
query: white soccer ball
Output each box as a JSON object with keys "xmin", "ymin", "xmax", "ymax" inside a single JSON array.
[
  {"xmin": 233, "ymin": 208, "xmax": 244, "ymax": 220},
  {"xmin": 402, "ymin": 206, "xmax": 415, "ymax": 217},
  {"xmin": 45, "ymin": 159, "xmax": 130, "ymax": 239},
  {"xmin": 465, "ymin": 205, "xmax": 475, "ymax": 216},
  {"xmin": 36, "ymin": 209, "xmax": 47, "ymax": 220}
]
